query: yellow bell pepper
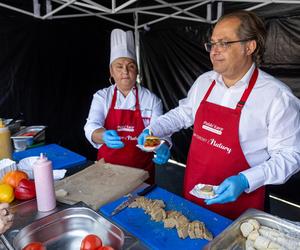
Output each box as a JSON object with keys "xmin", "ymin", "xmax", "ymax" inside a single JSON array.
[{"xmin": 0, "ymin": 183, "xmax": 14, "ymax": 203}]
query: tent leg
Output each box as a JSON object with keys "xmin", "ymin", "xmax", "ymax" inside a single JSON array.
[
  {"xmin": 46, "ymin": 0, "xmax": 52, "ymax": 16},
  {"xmin": 33, "ymin": 0, "xmax": 41, "ymax": 17},
  {"xmin": 134, "ymin": 11, "xmax": 141, "ymax": 84}
]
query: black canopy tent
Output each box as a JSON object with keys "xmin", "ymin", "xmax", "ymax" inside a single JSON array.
[{"xmin": 0, "ymin": 1, "xmax": 300, "ymax": 213}]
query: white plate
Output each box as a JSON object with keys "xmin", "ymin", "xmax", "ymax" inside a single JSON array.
[
  {"xmin": 18, "ymin": 156, "xmax": 67, "ymax": 180},
  {"xmin": 136, "ymin": 140, "xmax": 164, "ymax": 152}
]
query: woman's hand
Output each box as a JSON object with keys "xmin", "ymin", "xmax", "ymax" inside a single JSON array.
[
  {"xmin": 0, "ymin": 203, "xmax": 13, "ymax": 234},
  {"xmin": 103, "ymin": 130, "xmax": 124, "ymax": 149}
]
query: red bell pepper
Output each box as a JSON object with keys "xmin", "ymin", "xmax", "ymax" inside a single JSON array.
[{"xmin": 14, "ymin": 179, "xmax": 36, "ymax": 200}]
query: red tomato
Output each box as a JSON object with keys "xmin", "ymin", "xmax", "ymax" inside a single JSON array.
[
  {"xmin": 22, "ymin": 242, "xmax": 46, "ymax": 250},
  {"xmin": 80, "ymin": 234, "xmax": 102, "ymax": 250},
  {"xmin": 15, "ymin": 179, "xmax": 36, "ymax": 200},
  {"xmin": 97, "ymin": 246, "xmax": 115, "ymax": 250}
]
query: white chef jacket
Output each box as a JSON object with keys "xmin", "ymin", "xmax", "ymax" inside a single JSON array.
[
  {"xmin": 84, "ymin": 84, "xmax": 167, "ymax": 149},
  {"xmin": 149, "ymin": 64, "xmax": 300, "ymax": 193}
]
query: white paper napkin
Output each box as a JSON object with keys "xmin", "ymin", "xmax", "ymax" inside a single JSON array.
[{"xmin": 189, "ymin": 183, "xmax": 219, "ymax": 199}]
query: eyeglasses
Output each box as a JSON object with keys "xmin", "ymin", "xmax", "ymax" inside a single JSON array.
[{"xmin": 204, "ymin": 39, "xmax": 253, "ymax": 52}]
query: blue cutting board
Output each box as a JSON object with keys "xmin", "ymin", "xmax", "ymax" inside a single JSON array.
[
  {"xmin": 100, "ymin": 187, "xmax": 232, "ymax": 250},
  {"xmin": 13, "ymin": 144, "xmax": 87, "ymax": 170}
]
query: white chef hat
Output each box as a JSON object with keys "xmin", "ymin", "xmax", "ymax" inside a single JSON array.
[{"xmin": 110, "ymin": 28, "xmax": 136, "ymax": 65}]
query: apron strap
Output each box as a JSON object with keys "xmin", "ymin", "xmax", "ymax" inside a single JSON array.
[
  {"xmin": 111, "ymin": 85, "xmax": 140, "ymax": 111},
  {"xmin": 110, "ymin": 87, "xmax": 118, "ymax": 110},
  {"xmin": 203, "ymin": 80, "xmax": 216, "ymax": 101},
  {"xmin": 236, "ymin": 68, "xmax": 258, "ymax": 110},
  {"xmin": 203, "ymin": 68, "xmax": 258, "ymax": 110},
  {"xmin": 134, "ymin": 86, "xmax": 140, "ymax": 111}
]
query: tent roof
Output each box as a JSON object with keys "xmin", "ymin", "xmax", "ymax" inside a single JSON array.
[{"xmin": 1, "ymin": 0, "xmax": 300, "ymax": 29}]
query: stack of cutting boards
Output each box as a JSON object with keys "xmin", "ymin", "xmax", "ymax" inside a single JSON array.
[{"xmin": 55, "ymin": 159, "xmax": 149, "ymax": 210}]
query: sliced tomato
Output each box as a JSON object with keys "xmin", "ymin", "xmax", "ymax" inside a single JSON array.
[
  {"xmin": 22, "ymin": 242, "xmax": 46, "ymax": 250},
  {"xmin": 80, "ymin": 234, "xmax": 102, "ymax": 250},
  {"xmin": 20, "ymin": 132, "xmax": 36, "ymax": 136}
]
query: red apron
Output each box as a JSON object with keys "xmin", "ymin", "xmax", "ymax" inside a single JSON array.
[
  {"xmin": 97, "ymin": 86, "xmax": 155, "ymax": 183},
  {"xmin": 184, "ymin": 68, "xmax": 265, "ymax": 219}
]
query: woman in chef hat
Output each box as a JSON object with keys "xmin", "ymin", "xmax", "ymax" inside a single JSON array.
[
  {"xmin": 84, "ymin": 29, "xmax": 171, "ymax": 183},
  {"xmin": 0, "ymin": 203, "xmax": 13, "ymax": 234}
]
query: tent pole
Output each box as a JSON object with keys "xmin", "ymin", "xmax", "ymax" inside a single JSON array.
[
  {"xmin": 115, "ymin": 0, "xmax": 138, "ymax": 13},
  {"xmin": 33, "ymin": 0, "xmax": 41, "ymax": 17},
  {"xmin": 206, "ymin": 3, "xmax": 211, "ymax": 22},
  {"xmin": 138, "ymin": 10, "xmax": 208, "ymax": 23},
  {"xmin": 52, "ymin": 0, "xmax": 134, "ymax": 28},
  {"xmin": 112, "ymin": 0, "xmax": 116, "ymax": 13},
  {"xmin": 46, "ymin": 0, "xmax": 52, "ymax": 16},
  {"xmin": 154, "ymin": 0, "xmax": 202, "ymax": 19},
  {"xmin": 217, "ymin": 1, "xmax": 223, "ymax": 20},
  {"xmin": 138, "ymin": 0, "xmax": 210, "ymax": 28},
  {"xmin": 0, "ymin": 2, "xmax": 38, "ymax": 18},
  {"xmin": 81, "ymin": 0, "xmax": 111, "ymax": 13},
  {"xmin": 59, "ymin": 0, "xmax": 111, "ymax": 13},
  {"xmin": 42, "ymin": 0, "xmax": 76, "ymax": 19},
  {"xmin": 134, "ymin": 11, "xmax": 141, "ymax": 84}
]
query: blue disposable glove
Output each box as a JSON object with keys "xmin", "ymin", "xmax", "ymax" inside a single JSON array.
[
  {"xmin": 102, "ymin": 130, "xmax": 124, "ymax": 149},
  {"xmin": 137, "ymin": 129, "xmax": 150, "ymax": 145},
  {"xmin": 205, "ymin": 174, "xmax": 249, "ymax": 205},
  {"xmin": 153, "ymin": 143, "xmax": 171, "ymax": 165}
]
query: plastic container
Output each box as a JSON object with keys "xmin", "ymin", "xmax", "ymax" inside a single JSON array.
[
  {"xmin": 0, "ymin": 119, "xmax": 12, "ymax": 160},
  {"xmin": 11, "ymin": 125, "xmax": 46, "ymax": 151},
  {"xmin": 33, "ymin": 153, "xmax": 56, "ymax": 212}
]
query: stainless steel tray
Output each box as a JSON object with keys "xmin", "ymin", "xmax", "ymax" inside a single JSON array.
[
  {"xmin": 11, "ymin": 125, "xmax": 46, "ymax": 140},
  {"xmin": 204, "ymin": 208, "xmax": 300, "ymax": 250},
  {"xmin": 11, "ymin": 126, "xmax": 46, "ymax": 151},
  {"xmin": 13, "ymin": 207, "xmax": 124, "ymax": 250}
]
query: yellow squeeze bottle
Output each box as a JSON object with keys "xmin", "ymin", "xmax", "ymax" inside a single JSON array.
[{"xmin": 0, "ymin": 119, "xmax": 12, "ymax": 160}]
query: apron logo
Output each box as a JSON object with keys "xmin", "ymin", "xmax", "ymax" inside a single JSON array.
[
  {"xmin": 117, "ymin": 125, "xmax": 135, "ymax": 132},
  {"xmin": 193, "ymin": 133, "xmax": 208, "ymax": 143},
  {"xmin": 202, "ymin": 121, "xmax": 223, "ymax": 135},
  {"xmin": 120, "ymin": 135, "xmax": 137, "ymax": 141},
  {"xmin": 193, "ymin": 133, "xmax": 231, "ymax": 154},
  {"xmin": 208, "ymin": 138, "xmax": 232, "ymax": 154}
]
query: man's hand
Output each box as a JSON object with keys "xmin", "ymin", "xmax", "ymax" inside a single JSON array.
[
  {"xmin": 102, "ymin": 130, "xmax": 124, "ymax": 149},
  {"xmin": 205, "ymin": 174, "xmax": 249, "ymax": 205},
  {"xmin": 138, "ymin": 129, "xmax": 171, "ymax": 164},
  {"xmin": 153, "ymin": 143, "xmax": 171, "ymax": 165},
  {"xmin": 137, "ymin": 129, "xmax": 150, "ymax": 145}
]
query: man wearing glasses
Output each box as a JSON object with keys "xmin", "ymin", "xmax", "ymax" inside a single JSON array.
[{"xmin": 138, "ymin": 10, "xmax": 300, "ymax": 219}]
